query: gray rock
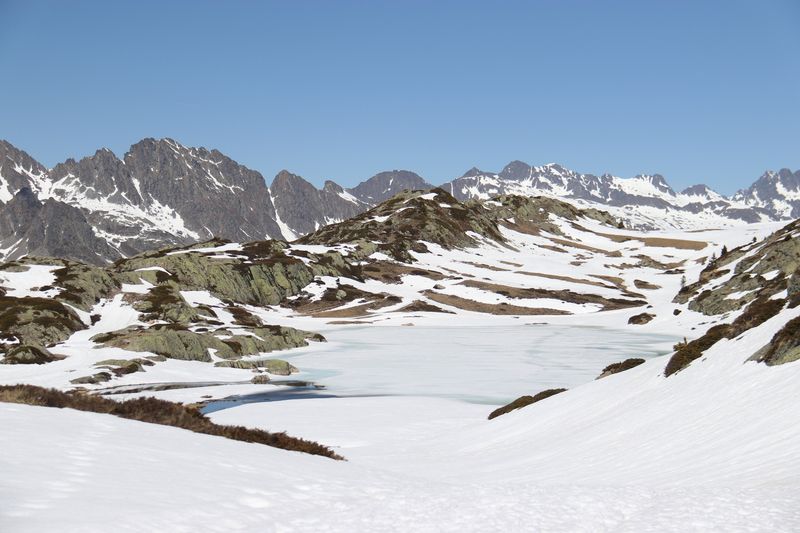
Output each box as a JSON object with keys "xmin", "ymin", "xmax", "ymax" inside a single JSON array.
[
  {"xmin": 0, "ymin": 189, "xmax": 120, "ymax": 265},
  {"xmin": 347, "ymin": 170, "xmax": 433, "ymax": 203},
  {"xmin": 270, "ymin": 170, "xmax": 366, "ymax": 238}
]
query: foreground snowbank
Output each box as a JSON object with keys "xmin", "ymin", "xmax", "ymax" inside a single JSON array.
[{"xmin": 2, "ymin": 402, "xmax": 798, "ymax": 533}]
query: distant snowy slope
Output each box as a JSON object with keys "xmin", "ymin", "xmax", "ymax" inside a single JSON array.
[{"xmin": 442, "ymin": 160, "xmax": 783, "ymax": 230}]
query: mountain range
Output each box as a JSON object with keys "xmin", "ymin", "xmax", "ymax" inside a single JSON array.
[{"xmin": 1, "ymin": 137, "xmax": 798, "ymax": 264}]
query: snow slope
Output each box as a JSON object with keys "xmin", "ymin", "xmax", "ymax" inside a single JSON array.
[{"xmin": 3, "ymin": 302, "xmax": 800, "ymax": 531}]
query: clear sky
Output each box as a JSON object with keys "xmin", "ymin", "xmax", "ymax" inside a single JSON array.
[{"xmin": 1, "ymin": 1, "xmax": 798, "ymax": 194}]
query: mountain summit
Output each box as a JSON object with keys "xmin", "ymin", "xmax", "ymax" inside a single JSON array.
[{"xmin": 0, "ymin": 138, "xmax": 797, "ymax": 264}]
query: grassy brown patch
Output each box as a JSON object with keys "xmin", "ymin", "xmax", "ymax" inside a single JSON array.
[
  {"xmin": 598, "ymin": 358, "xmax": 645, "ymax": 379},
  {"xmin": 397, "ymin": 300, "xmax": 454, "ymax": 314},
  {"xmin": 459, "ymin": 280, "xmax": 645, "ymax": 311},
  {"xmin": 488, "ymin": 388, "xmax": 567, "ymax": 420},
  {"xmin": 0, "ymin": 384, "xmax": 343, "ymax": 460},
  {"xmin": 423, "ymin": 291, "xmax": 571, "ymax": 316}
]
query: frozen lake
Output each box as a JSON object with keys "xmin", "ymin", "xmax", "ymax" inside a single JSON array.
[{"xmin": 275, "ymin": 324, "xmax": 679, "ymax": 405}]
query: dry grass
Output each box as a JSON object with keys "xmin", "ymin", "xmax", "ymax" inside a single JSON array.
[
  {"xmin": 459, "ymin": 280, "xmax": 645, "ymax": 311},
  {"xmin": 516, "ymin": 271, "xmax": 613, "ymax": 289},
  {"xmin": 311, "ymin": 296, "xmax": 402, "ymax": 318},
  {"xmin": 423, "ymin": 291, "xmax": 571, "ymax": 316},
  {"xmin": 548, "ymin": 237, "xmax": 620, "ymax": 256},
  {"xmin": 577, "ymin": 226, "xmax": 708, "ymax": 250},
  {"xmin": 397, "ymin": 300, "xmax": 454, "ymax": 314},
  {"xmin": 0, "ymin": 384, "xmax": 344, "ymax": 460},
  {"xmin": 361, "ymin": 261, "xmax": 445, "ymax": 283},
  {"xmin": 457, "ymin": 261, "xmax": 510, "ymax": 272}
]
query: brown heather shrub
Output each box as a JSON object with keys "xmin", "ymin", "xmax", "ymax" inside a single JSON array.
[
  {"xmin": 598, "ymin": 358, "xmax": 645, "ymax": 378},
  {"xmin": 488, "ymin": 388, "xmax": 567, "ymax": 420},
  {"xmin": 665, "ymin": 296, "xmax": 786, "ymax": 376},
  {"xmin": 758, "ymin": 316, "xmax": 800, "ymax": 365},
  {"xmin": 0, "ymin": 384, "xmax": 343, "ymax": 460}
]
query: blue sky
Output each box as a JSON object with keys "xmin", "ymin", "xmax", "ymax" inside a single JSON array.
[{"xmin": 1, "ymin": 1, "xmax": 798, "ymax": 194}]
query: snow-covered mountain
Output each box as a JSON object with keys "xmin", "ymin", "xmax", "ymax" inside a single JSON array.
[
  {"xmin": 442, "ymin": 160, "xmax": 786, "ymax": 230},
  {"xmin": 1, "ymin": 138, "xmax": 797, "ymax": 264},
  {"xmin": 0, "ymin": 139, "xmax": 441, "ymax": 264},
  {"xmin": 732, "ymin": 168, "xmax": 800, "ymax": 220}
]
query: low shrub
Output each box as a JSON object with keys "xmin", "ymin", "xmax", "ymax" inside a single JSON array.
[
  {"xmin": 665, "ymin": 296, "xmax": 788, "ymax": 376},
  {"xmin": 597, "ymin": 358, "xmax": 645, "ymax": 379},
  {"xmin": 488, "ymin": 388, "xmax": 567, "ymax": 420},
  {"xmin": 0, "ymin": 384, "xmax": 343, "ymax": 460}
]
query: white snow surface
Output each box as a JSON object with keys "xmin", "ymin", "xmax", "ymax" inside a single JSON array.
[
  {"xmin": 1, "ymin": 216, "xmax": 799, "ymax": 530},
  {"xmin": 0, "ymin": 264, "xmax": 61, "ymax": 298},
  {"xmin": 3, "ymin": 306, "xmax": 800, "ymax": 531}
]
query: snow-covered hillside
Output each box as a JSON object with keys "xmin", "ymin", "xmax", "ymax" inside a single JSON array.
[
  {"xmin": 2, "ymin": 189, "xmax": 799, "ymax": 532},
  {"xmin": 3, "ymin": 293, "xmax": 799, "ymax": 531}
]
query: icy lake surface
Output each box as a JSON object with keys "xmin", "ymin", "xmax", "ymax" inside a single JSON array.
[{"xmin": 277, "ymin": 325, "xmax": 679, "ymax": 405}]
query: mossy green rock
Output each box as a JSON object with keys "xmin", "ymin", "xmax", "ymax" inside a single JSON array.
[
  {"xmin": 93, "ymin": 325, "xmax": 324, "ymax": 362},
  {"xmin": 70, "ymin": 372, "xmax": 112, "ymax": 384},
  {"xmin": 113, "ymin": 240, "xmax": 340, "ymax": 306},
  {"xmin": 676, "ymin": 220, "xmax": 800, "ymax": 315},
  {"xmin": 215, "ymin": 358, "xmax": 299, "ymax": 375},
  {"xmin": 132, "ymin": 284, "xmax": 199, "ymax": 324},
  {"xmin": 1, "ymin": 345, "xmax": 62, "ymax": 365},
  {"xmin": 0, "ymin": 295, "xmax": 85, "ymax": 348}
]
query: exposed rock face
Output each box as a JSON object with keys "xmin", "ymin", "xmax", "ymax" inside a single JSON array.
[
  {"xmin": 93, "ymin": 325, "xmax": 320, "ymax": 362},
  {"xmin": 732, "ymin": 168, "xmax": 800, "ymax": 220},
  {"xmin": 347, "ymin": 170, "xmax": 433, "ymax": 204},
  {"xmin": 0, "ymin": 140, "xmax": 435, "ymax": 263},
  {"xmin": 0, "ymin": 295, "xmax": 85, "ymax": 350},
  {"xmin": 628, "ymin": 313, "xmax": 655, "ymax": 325},
  {"xmin": 216, "ymin": 358, "xmax": 299, "ymax": 375},
  {"xmin": 47, "ymin": 139, "xmax": 283, "ymax": 253},
  {"xmin": 131, "ymin": 284, "xmax": 200, "ymax": 324},
  {"xmin": 300, "ymin": 189, "xmax": 623, "ymax": 264},
  {"xmin": 1, "ymin": 345, "xmax": 62, "ymax": 365},
  {"xmin": 113, "ymin": 240, "xmax": 335, "ymax": 307},
  {"xmin": 0, "ymin": 141, "xmax": 48, "ymax": 203},
  {"xmin": 675, "ymin": 219, "xmax": 800, "ymax": 315},
  {"xmin": 751, "ymin": 316, "xmax": 800, "ymax": 366},
  {"xmin": 0, "ymin": 189, "xmax": 119, "ymax": 264},
  {"xmin": 270, "ymin": 171, "xmax": 366, "ymax": 239},
  {"xmin": 300, "ymin": 188, "xmax": 507, "ymax": 262}
]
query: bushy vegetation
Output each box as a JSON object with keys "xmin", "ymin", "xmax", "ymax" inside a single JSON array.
[
  {"xmin": 665, "ymin": 296, "xmax": 786, "ymax": 376},
  {"xmin": 758, "ymin": 316, "xmax": 800, "ymax": 365},
  {"xmin": 598, "ymin": 358, "xmax": 645, "ymax": 378},
  {"xmin": 488, "ymin": 388, "xmax": 567, "ymax": 420},
  {"xmin": 0, "ymin": 384, "xmax": 343, "ymax": 460}
]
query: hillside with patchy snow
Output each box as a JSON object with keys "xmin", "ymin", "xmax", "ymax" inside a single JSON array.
[{"xmin": 1, "ymin": 186, "xmax": 799, "ymax": 532}]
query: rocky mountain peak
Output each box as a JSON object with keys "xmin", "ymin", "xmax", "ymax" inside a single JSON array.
[
  {"xmin": 499, "ymin": 160, "xmax": 532, "ymax": 181},
  {"xmin": 460, "ymin": 167, "xmax": 486, "ymax": 178},
  {"xmin": 732, "ymin": 167, "xmax": 800, "ymax": 219},
  {"xmin": 681, "ymin": 184, "xmax": 713, "ymax": 196},
  {"xmin": 0, "ymin": 141, "xmax": 49, "ymax": 203},
  {"xmin": 322, "ymin": 180, "xmax": 345, "ymax": 194},
  {"xmin": 347, "ymin": 170, "xmax": 433, "ymax": 204}
]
